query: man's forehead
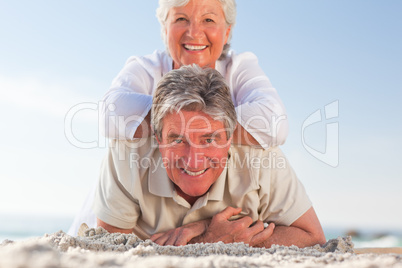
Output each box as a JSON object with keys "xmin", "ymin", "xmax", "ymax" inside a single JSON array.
[{"xmin": 163, "ymin": 111, "xmax": 226, "ymax": 136}]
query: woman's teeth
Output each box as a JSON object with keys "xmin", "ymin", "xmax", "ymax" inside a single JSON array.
[{"xmin": 184, "ymin": 45, "xmax": 207, "ymax": 51}]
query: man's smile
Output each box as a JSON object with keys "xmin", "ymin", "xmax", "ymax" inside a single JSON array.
[{"xmin": 181, "ymin": 168, "xmax": 209, "ymax": 176}]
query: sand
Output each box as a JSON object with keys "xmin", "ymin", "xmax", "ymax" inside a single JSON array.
[{"xmin": 0, "ymin": 227, "xmax": 401, "ymax": 268}]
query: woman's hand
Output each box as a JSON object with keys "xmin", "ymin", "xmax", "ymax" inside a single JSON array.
[{"xmin": 133, "ymin": 111, "xmax": 152, "ymax": 138}]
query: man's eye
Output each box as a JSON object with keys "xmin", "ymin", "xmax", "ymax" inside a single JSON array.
[
  {"xmin": 175, "ymin": 139, "xmax": 183, "ymax": 144},
  {"xmin": 205, "ymin": 18, "xmax": 214, "ymax": 23},
  {"xmin": 206, "ymin": 139, "xmax": 214, "ymax": 144}
]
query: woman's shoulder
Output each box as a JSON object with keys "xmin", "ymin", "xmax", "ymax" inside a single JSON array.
[
  {"xmin": 224, "ymin": 50, "xmax": 259, "ymax": 62},
  {"xmin": 124, "ymin": 50, "xmax": 172, "ymax": 74},
  {"xmin": 218, "ymin": 50, "xmax": 260, "ymax": 72}
]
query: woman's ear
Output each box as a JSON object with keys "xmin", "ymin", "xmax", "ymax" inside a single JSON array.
[{"xmin": 224, "ymin": 25, "xmax": 232, "ymax": 44}]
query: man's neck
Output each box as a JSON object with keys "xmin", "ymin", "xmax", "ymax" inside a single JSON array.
[{"xmin": 174, "ymin": 185, "xmax": 199, "ymax": 206}]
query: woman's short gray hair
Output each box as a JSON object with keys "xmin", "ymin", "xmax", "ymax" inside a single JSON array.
[
  {"xmin": 152, "ymin": 65, "xmax": 237, "ymax": 140},
  {"xmin": 156, "ymin": 0, "xmax": 236, "ymax": 60}
]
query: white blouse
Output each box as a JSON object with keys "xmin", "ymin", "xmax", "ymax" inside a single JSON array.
[{"xmin": 100, "ymin": 50, "xmax": 288, "ymax": 149}]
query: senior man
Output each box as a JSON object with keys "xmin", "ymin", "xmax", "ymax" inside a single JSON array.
[{"xmin": 94, "ymin": 65, "xmax": 326, "ymax": 248}]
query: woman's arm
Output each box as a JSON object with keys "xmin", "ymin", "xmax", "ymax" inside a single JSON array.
[
  {"xmin": 225, "ymin": 51, "xmax": 289, "ymax": 148},
  {"xmin": 231, "ymin": 123, "xmax": 260, "ymax": 147},
  {"xmin": 102, "ymin": 51, "xmax": 289, "ymax": 146},
  {"xmin": 132, "ymin": 111, "xmax": 151, "ymax": 138},
  {"xmin": 100, "ymin": 51, "xmax": 166, "ymax": 140}
]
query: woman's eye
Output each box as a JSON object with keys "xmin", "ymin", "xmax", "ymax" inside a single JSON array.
[
  {"xmin": 205, "ymin": 18, "xmax": 215, "ymax": 23},
  {"xmin": 176, "ymin": 17, "xmax": 187, "ymax": 22}
]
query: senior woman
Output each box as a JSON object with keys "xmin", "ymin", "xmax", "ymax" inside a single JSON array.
[
  {"xmin": 101, "ymin": 0, "xmax": 288, "ymax": 148},
  {"xmin": 68, "ymin": 0, "xmax": 288, "ymax": 236}
]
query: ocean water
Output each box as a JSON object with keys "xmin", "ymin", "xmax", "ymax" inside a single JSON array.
[
  {"xmin": 324, "ymin": 227, "xmax": 402, "ymax": 248},
  {"xmin": 0, "ymin": 214, "xmax": 73, "ymax": 242},
  {"xmin": 1, "ymin": 214, "xmax": 402, "ymax": 248}
]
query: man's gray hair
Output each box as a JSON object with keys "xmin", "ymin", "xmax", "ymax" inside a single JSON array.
[
  {"xmin": 152, "ymin": 65, "xmax": 237, "ymax": 140},
  {"xmin": 156, "ymin": 0, "xmax": 236, "ymax": 60}
]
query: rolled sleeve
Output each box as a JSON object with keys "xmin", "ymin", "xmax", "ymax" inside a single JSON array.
[
  {"xmin": 257, "ymin": 147, "xmax": 312, "ymax": 226},
  {"xmin": 93, "ymin": 144, "xmax": 141, "ymax": 229}
]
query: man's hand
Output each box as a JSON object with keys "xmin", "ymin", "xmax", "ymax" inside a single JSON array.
[
  {"xmin": 150, "ymin": 219, "xmax": 210, "ymax": 246},
  {"xmin": 194, "ymin": 207, "xmax": 275, "ymax": 247},
  {"xmin": 151, "ymin": 207, "xmax": 274, "ymax": 247}
]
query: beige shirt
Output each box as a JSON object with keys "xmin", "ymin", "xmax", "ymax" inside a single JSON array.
[{"xmin": 93, "ymin": 137, "xmax": 311, "ymax": 240}]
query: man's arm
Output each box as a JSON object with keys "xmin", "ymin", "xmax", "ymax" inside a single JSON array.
[
  {"xmin": 151, "ymin": 207, "xmax": 325, "ymax": 248},
  {"xmin": 151, "ymin": 207, "xmax": 275, "ymax": 247},
  {"xmin": 150, "ymin": 219, "xmax": 211, "ymax": 246},
  {"xmin": 195, "ymin": 207, "xmax": 325, "ymax": 248},
  {"xmin": 257, "ymin": 207, "xmax": 326, "ymax": 248},
  {"xmin": 97, "ymin": 218, "xmax": 134, "ymax": 234}
]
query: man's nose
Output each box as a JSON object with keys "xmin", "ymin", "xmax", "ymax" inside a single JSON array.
[{"xmin": 182, "ymin": 145, "xmax": 205, "ymax": 169}]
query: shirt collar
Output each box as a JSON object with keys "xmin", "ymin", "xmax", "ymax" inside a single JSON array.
[
  {"xmin": 205, "ymin": 164, "xmax": 227, "ymax": 201},
  {"xmin": 148, "ymin": 148, "xmax": 175, "ymax": 198}
]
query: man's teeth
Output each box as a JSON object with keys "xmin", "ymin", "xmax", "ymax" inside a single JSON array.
[
  {"xmin": 184, "ymin": 169, "xmax": 207, "ymax": 176},
  {"xmin": 184, "ymin": 45, "xmax": 207, "ymax": 51}
]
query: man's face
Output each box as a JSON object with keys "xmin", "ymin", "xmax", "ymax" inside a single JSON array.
[{"xmin": 157, "ymin": 110, "xmax": 232, "ymax": 202}]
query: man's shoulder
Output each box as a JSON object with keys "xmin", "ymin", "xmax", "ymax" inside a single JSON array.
[
  {"xmin": 228, "ymin": 144, "xmax": 290, "ymax": 181},
  {"xmin": 229, "ymin": 144, "xmax": 285, "ymax": 164},
  {"xmin": 108, "ymin": 137, "xmax": 159, "ymax": 163}
]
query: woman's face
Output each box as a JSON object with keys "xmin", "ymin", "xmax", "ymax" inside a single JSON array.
[{"xmin": 166, "ymin": 0, "xmax": 231, "ymax": 69}]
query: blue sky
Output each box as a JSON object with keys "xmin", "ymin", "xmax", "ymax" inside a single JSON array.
[{"xmin": 0, "ymin": 1, "xmax": 401, "ymax": 232}]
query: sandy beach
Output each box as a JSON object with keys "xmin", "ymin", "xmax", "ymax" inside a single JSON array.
[{"xmin": 0, "ymin": 227, "xmax": 401, "ymax": 268}]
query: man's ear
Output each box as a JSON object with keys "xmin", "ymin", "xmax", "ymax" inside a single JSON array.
[
  {"xmin": 151, "ymin": 124, "xmax": 161, "ymax": 144},
  {"xmin": 231, "ymin": 123, "xmax": 238, "ymax": 141},
  {"xmin": 155, "ymin": 134, "xmax": 162, "ymax": 144},
  {"xmin": 226, "ymin": 123, "xmax": 237, "ymax": 145}
]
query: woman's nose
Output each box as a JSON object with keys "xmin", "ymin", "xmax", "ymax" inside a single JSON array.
[{"xmin": 187, "ymin": 22, "xmax": 204, "ymax": 39}]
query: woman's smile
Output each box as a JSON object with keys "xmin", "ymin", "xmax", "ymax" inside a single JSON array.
[{"xmin": 183, "ymin": 44, "xmax": 208, "ymax": 51}]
